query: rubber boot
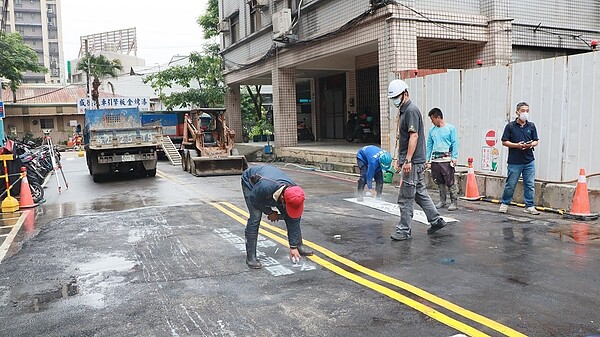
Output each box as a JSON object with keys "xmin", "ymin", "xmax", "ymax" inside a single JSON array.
[
  {"xmin": 448, "ymin": 184, "xmax": 459, "ymax": 211},
  {"xmin": 297, "ymin": 243, "xmax": 314, "ymax": 256},
  {"xmin": 375, "ymin": 182, "xmax": 383, "ymax": 200},
  {"xmin": 357, "ymin": 180, "xmax": 366, "ymax": 202},
  {"xmin": 245, "ymin": 235, "xmax": 262, "ymax": 269},
  {"xmin": 435, "ymin": 184, "xmax": 447, "ymax": 209}
]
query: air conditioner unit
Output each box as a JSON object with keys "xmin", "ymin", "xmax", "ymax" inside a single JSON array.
[
  {"xmin": 219, "ymin": 20, "xmax": 230, "ymax": 32},
  {"xmin": 272, "ymin": 8, "xmax": 292, "ymax": 39}
]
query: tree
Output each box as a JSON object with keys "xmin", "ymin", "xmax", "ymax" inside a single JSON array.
[
  {"xmin": 197, "ymin": 0, "xmax": 219, "ymax": 39},
  {"xmin": 76, "ymin": 54, "xmax": 123, "ymax": 109},
  {"xmin": 196, "ymin": 0, "xmax": 266, "ymax": 124},
  {"xmin": 0, "ymin": 32, "xmax": 47, "ymax": 102},
  {"xmin": 143, "ymin": 44, "xmax": 226, "ymax": 109}
]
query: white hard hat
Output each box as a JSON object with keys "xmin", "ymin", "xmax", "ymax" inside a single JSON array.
[{"xmin": 387, "ymin": 79, "xmax": 409, "ymax": 98}]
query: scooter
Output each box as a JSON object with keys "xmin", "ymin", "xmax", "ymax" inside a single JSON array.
[
  {"xmin": 297, "ymin": 117, "xmax": 315, "ymax": 141},
  {"xmin": 345, "ymin": 112, "xmax": 375, "ymax": 143}
]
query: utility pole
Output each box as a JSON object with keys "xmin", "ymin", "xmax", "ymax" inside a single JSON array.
[
  {"xmin": 84, "ymin": 39, "xmax": 92, "ymax": 107},
  {"xmin": 155, "ymin": 63, "xmax": 162, "ymax": 111}
]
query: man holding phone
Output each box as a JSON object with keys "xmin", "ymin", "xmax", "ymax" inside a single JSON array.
[{"xmin": 498, "ymin": 102, "xmax": 540, "ymax": 214}]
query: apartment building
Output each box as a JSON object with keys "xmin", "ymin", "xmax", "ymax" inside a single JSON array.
[
  {"xmin": 1, "ymin": 0, "xmax": 64, "ymax": 83},
  {"xmin": 218, "ymin": 0, "xmax": 600, "ymax": 149}
]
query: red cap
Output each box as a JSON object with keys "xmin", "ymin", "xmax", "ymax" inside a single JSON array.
[{"xmin": 283, "ymin": 186, "xmax": 305, "ymax": 219}]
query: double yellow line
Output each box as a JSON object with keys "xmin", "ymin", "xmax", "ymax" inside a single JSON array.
[{"xmin": 211, "ymin": 201, "xmax": 527, "ymax": 337}]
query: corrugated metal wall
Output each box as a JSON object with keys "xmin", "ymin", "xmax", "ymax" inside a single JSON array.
[{"xmin": 394, "ymin": 51, "xmax": 600, "ymax": 188}]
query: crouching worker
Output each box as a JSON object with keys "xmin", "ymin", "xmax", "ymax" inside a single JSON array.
[
  {"xmin": 356, "ymin": 145, "xmax": 393, "ymax": 201},
  {"xmin": 241, "ymin": 165, "xmax": 314, "ymax": 269}
]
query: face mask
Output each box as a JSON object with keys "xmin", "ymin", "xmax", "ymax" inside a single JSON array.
[
  {"xmin": 518, "ymin": 112, "xmax": 529, "ymax": 122},
  {"xmin": 392, "ymin": 93, "xmax": 404, "ymax": 108}
]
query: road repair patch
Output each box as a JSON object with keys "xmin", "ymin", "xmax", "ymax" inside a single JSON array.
[{"xmin": 344, "ymin": 198, "xmax": 458, "ymax": 225}]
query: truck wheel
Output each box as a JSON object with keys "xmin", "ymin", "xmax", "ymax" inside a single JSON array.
[
  {"xmin": 92, "ymin": 174, "xmax": 103, "ymax": 183},
  {"xmin": 146, "ymin": 169, "xmax": 157, "ymax": 177}
]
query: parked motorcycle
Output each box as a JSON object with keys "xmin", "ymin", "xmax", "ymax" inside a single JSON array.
[
  {"xmin": 297, "ymin": 117, "xmax": 315, "ymax": 141},
  {"xmin": 345, "ymin": 112, "xmax": 376, "ymax": 143}
]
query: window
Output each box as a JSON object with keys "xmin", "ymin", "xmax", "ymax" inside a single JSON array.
[
  {"xmin": 286, "ymin": 0, "xmax": 299, "ymax": 11},
  {"xmin": 16, "ymin": 12, "xmax": 23, "ymax": 20},
  {"xmin": 250, "ymin": 2, "xmax": 262, "ymax": 33},
  {"xmin": 40, "ymin": 118, "xmax": 54, "ymax": 129},
  {"xmin": 14, "ymin": 0, "xmax": 22, "ymax": 7},
  {"xmin": 230, "ymin": 13, "xmax": 239, "ymax": 44}
]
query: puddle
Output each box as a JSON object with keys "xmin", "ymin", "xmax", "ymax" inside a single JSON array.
[
  {"xmin": 28, "ymin": 277, "xmax": 78, "ymax": 312},
  {"xmin": 549, "ymin": 223, "xmax": 600, "ymax": 244}
]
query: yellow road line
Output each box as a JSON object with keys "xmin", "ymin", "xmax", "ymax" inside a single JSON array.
[
  {"xmin": 0, "ymin": 211, "xmax": 28, "ymax": 263},
  {"xmin": 211, "ymin": 202, "xmax": 494, "ymax": 337},
  {"xmin": 217, "ymin": 201, "xmax": 527, "ymax": 337}
]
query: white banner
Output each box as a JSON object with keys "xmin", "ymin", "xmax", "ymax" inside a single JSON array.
[{"xmin": 77, "ymin": 97, "xmax": 150, "ymax": 114}]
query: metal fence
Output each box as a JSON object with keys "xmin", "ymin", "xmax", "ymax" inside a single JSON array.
[{"xmin": 391, "ymin": 51, "xmax": 600, "ymax": 188}]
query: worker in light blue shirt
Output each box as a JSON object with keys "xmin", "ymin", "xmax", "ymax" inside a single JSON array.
[{"xmin": 426, "ymin": 108, "xmax": 459, "ymax": 210}]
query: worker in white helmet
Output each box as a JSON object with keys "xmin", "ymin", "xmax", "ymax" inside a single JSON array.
[{"xmin": 387, "ymin": 79, "xmax": 448, "ymax": 241}]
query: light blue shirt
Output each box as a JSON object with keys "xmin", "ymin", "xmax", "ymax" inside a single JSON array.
[{"xmin": 426, "ymin": 123, "xmax": 458, "ymax": 161}]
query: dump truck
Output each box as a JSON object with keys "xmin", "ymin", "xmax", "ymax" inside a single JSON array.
[
  {"xmin": 181, "ymin": 108, "xmax": 248, "ymax": 176},
  {"xmin": 84, "ymin": 107, "xmax": 162, "ymax": 182}
]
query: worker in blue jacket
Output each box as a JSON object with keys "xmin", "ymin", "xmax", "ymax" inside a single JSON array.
[
  {"xmin": 241, "ymin": 165, "xmax": 313, "ymax": 269},
  {"xmin": 356, "ymin": 145, "xmax": 393, "ymax": 202}
]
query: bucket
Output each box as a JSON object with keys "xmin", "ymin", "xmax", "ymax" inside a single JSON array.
[
  {"xmin": 383, "ymin": 170, "xmax": 394, "ymax": 184},
  {"xmin": 264, "ymin": 144, "xmax": 273, "ymax": 154}
]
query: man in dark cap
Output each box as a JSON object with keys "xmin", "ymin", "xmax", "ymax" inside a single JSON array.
[{"xmin": 241, "ymin": 165, "xmax": 313, "ymax": 269}]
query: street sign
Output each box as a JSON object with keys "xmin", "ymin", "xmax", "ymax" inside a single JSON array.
[
  {"xmin": 77, "ymin": 97, "xmax": 150, "ymax": 114},
  {"xmin": 0, "ymin": 101, "xmax": 4, "ymax": 119},
  {"xmin": 485, "ymin": 129, "xmax": 496, "ymax": 147}
]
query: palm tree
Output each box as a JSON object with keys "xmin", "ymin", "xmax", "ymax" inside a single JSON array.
[{"xmin": 76, "ymin": 54, "xmax": 123, "ymax": 108}]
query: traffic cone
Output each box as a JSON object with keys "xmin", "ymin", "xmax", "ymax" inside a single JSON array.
[
  {"xmin": 460, "ymin": 157, "xmax": 483, "ymax": 201},
  {"xmin": 564, "ymin": 168, "xmax": 599, "ymax": 220},
  {"xmin": 18, "ymin": 168, "xmax": 37, "ymax": 209}
]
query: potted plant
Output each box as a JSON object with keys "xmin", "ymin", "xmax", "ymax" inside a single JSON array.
[{"xmin": 250, "ymin": 125, "xmax": 262, "ymax": 142}]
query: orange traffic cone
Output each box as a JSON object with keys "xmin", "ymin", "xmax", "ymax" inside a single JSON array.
[
  {"xmin": 564, "ymin": 168, "xmax": 599, "ymax": 220},
  {"xmin": 19, "ymin": 167, "xmax": 37, "ymax": 209},
  {"xmin": 460, "ymin": 157, "xmax": 483, "ymax": 201}
]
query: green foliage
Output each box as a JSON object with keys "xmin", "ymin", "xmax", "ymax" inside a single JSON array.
[
  {"xmin": 197, "ymin": 0, "xmax": 219, "ymax": 39},
  {"xmin": 241, "ymin": 92, "xmax": 256, "ymax": 138},
  {"xmin": 76, "ymin": 54, "xmax": 123, "ymax": 108},
  {"xmin": 143, "ymin": 45, "xmax": 225, "ymax": 110},
  {"xmin": 76, "ymin": 54, "xmax": 123, "ymax": 79},
  {"xmin": 0, "ymin": 32, "xmax": 48, "ymax": 99}
]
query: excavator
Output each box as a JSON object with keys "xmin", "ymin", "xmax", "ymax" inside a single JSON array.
[{"xmin": 180, "ymin": 108, "xmax": 248, "ymax": 176}]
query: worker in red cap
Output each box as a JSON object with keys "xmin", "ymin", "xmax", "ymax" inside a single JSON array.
[{"xmin": 241, "ymin": 165, "xmax": 313, "ymax": 269}]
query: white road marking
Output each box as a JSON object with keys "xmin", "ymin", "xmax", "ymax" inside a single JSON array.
[
  {"xmin": 344, "ymin": 197, "xmax": 459, "ymax": 225},
  {"xmin": 0, "ymin": 211, "xmax": 28, "ymax": 263}
]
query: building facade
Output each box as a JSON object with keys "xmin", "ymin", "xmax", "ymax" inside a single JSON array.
[
  {"xmin": 1, "ymin": 0, "xmax": 64, "ymax": 83},
  {"xmin": 218, "ymin": 0, "xmax": 600, "ymax": 149}
]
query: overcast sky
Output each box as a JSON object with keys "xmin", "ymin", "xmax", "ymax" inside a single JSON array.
[{"xmin": 60, "ymin": 0, "xmax": 212, "ymax": 67}]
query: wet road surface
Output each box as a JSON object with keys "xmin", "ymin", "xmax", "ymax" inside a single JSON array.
[{"xmin": 0, "ymin": 152, "xmax": 599, "ymax": 336}]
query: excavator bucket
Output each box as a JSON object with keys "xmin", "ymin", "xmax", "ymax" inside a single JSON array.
[{"xmin": 190, "ymin": 155, "xmax": 249, "ymax": 176}]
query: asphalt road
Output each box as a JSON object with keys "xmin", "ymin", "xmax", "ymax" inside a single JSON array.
[{"xmin": 0, "ymin": 152, "xmax": 599, "ymax": 337}]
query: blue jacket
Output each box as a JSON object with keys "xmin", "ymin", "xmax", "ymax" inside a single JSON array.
[
  {"xmin": 241, "ymin": 165, "xmax": 297, "ymax": 215},
  {"xmin": 356, "ymin": 145, "xmax": 386, "ymax": 189}
]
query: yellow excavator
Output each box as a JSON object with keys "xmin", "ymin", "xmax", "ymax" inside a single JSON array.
[{"xmin": 181, "ymin": 108, "xmax": 248, "ymax": 176}]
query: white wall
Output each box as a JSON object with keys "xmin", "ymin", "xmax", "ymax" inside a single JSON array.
[{"xmin": 392, "ymin": 51, "xmax": 600, "ymax": 188}]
